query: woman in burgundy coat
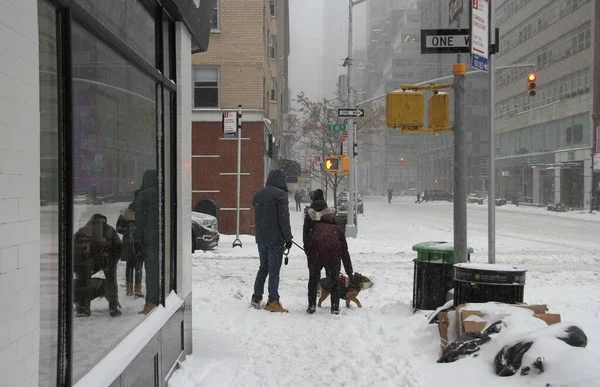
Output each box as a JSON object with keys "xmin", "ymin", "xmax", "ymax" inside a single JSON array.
[{"xmin": 305, "ymin": 212, "xmax": 353, "ymax": 315}]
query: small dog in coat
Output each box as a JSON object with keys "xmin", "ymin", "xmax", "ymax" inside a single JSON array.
[{"xmin": 317, "ymin": 272, "xmax": 373, "ymax": 308}]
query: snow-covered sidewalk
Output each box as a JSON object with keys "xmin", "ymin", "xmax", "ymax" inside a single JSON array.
[{"xmin": 170, "ymin": 197, "xmax": 600, "ymax": 386}]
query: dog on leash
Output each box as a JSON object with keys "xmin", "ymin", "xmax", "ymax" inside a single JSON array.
[{"xmin": 317, "ymin": 272, "xmax": 373, "ymax": 308}]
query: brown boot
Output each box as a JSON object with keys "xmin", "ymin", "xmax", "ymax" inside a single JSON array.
[
  {"xmin": 126, "ymin": 282, "xmax": 133, "ymax": 296},
  {"xmin": 134, "ymin": 284, "xmax": 144, "ymax": 298},
  {"xmin": 265, "ymin": 300, "xmax": 288, "ymax": 313},
  {"xmin": 139, "ymin": 303, "xmax": 158, "ymax": 315}
]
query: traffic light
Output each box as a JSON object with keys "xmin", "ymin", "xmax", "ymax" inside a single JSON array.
[
  {"xmin": 527, "ymin": 73, "xmax": 537, "ymax": 97},
  {"xmin": 399, "ymin": 157, "xmax": 405, "ymax": 164},
  {"xmin": 325, "ymin": 157, "xmax": 340, "ymax": 171},
  {"xmin": 324, "ymin": 155, "xmax": 350, "ymax": 174}
]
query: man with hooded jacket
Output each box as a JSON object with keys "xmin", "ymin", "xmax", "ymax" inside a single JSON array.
[
  {"xmin": 133, "ymin": 169, "xmax": 159, "ymax": 315},
  {"xmin": 251, "ymin": 169, "xmax": 294, "ymax": 312}
]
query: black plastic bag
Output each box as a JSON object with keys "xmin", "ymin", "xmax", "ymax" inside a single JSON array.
[
  {"xmin": 438, "ymin": 332, "xmax": 491, "ymax": 363},
  {"xmin": 495, "ymin": 341, "xmax": 534, "ymax": 376},
  {"xmin": 558, "ymin": 326, "xmax": 587, "ymax": 348}
]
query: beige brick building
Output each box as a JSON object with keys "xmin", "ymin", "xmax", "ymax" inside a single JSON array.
[{"xmin": 191, "ymin": 0, "xmax": 290, "ymax": 235}]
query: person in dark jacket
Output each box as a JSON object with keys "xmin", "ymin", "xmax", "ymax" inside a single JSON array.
[
  {"xmin": 116, "ymin": 203, "xmax": 143, "ymax": 298},
  {"xmin": 305, "ymin": 212, "xmax": 354, "ymax": 315},
  {"xmin": 387, "ymin": 187, "xmax": 394, "ymax": 203},
  {"xmin": 73, "ymin": 213, "xmax": 122, "ymax": 317},
  {"xmin": 294, "ymin": 191, "xmax": 303, "ymax": 212},
  {"xmin": 302, "ymin": 188, "xmax": 329, "ymax": 249},
  {"xmin": 251, "ymin": 169, "xmax": 294, "ymax": 313},
  {"xmin": 132, "ymin": 169, "xmax": 159, "ymax": 315}
]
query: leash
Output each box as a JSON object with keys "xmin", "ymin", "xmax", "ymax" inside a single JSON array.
[{"xmin": 292, "ymin": 240, "xmax": 305, "ymax": 251}]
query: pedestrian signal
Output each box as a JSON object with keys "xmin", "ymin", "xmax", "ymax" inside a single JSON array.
[
  {"xmin": 325, "ymin": 157, "xmax": 340, "ymax": 171},
  {"xmin": 527, "ymin": 73, "xmax": 537, "ymax": 97},
  {"xmin": 324, "ymin": 155, "xmax": 349, "ymax": 174}
]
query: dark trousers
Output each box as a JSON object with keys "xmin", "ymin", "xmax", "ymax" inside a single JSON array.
[
  {"xmin": 295, "ymin": 201, "xmax": 302, "ymax": 211},
  {"xmin": 126, "ymin": 259, "xmax": 143, "ymax": 286},
  {"xmin": 308, "ymin": 264, "xmax": 340, "ymax": 312},
  {"xmin": 74, "ymin": 262, "xmax": 118, "ymax": 309}
]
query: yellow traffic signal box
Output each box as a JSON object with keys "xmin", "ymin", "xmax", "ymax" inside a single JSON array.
[
  {"xmin": 324, "ymin": 155, "xmax": 350, "ymax": 174},
  {"xmin": 386, "ymin": 91, "xmax": 425, "ymax": 128},
  {"xmin": 428, "ymin": 93, "xmax": 451, "ymax": 132}
]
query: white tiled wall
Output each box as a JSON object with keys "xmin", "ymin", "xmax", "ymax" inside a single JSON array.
[
  {"xmin": 0, "ymin": 0, "xmax": 41, "ymax": 387},
  {"xmin": 176, "ymin": 23, "xmax": 193, "ymax": 299}
]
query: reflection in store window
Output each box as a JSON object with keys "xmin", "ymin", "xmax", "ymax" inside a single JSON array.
[
  {"xmin": 71, "ymin": 22, "xmax": 159, "ymax": 382},
  {"xmin": 38, "ymin": 1, "xmax": 59, "ymax": 385}
]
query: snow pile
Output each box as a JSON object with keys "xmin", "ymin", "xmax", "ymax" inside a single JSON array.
[{"xmin": 432, "ymin": 303, "xmax": 600, "ymax": 386}]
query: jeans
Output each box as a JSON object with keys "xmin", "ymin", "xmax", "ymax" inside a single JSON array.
[
  {"xmin": 307, "ymin": 264, "xmax": 340, "ymax": 312},
  {"xmin": 254, "ymin": 243, "xmax": 285, "ymax": 302},
  {"xmin": 126, "ymin": 259, "xmax": 143, "ymax": 286},
  {"xmin": 142, "ymin": 243, "xmax": 159, "ymax": 305}
]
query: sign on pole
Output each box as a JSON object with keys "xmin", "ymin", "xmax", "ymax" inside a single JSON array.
[
  {"xmin": 449, "ymin": 0, "xmax": 463, "ymax": 25},
  {"xmin": 328, "ymin": 123, "xmax": 347, "ymax": 132},
  {"xmin": 470, "ymin": 0, "xmax": 489, "ymax": 72},
  {"xmin": 420, "ymin": 29, "xmax": 470, "ymax": 54},
  {"xmin": 338, "ymin": 108, "xmax": 365, "ymax": 118},
  {"xmin": 222, "ymin": 111, "xmax": 237, "ymax": 137},
  {"xmin": 342, "ymin": 132, "xmax": 348, "ymax": 155}
]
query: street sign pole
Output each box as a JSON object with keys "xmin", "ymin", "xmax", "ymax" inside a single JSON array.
[
  {"xmin": 233, "ymin": 105, "xmax": 243, "ymax": 248},
  {"xmin": 487, "ymin": 2, "xmax": 496, "ymax": 263},
  {"xmin": 345, "ymin": 0, "xmax": 357, "ymax": 238},
  {"xmin": 453, "ymin": 61, "xmax": 468, "ymax": 264}
]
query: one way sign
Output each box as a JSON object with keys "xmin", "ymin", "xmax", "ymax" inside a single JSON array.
[
  {"xmin": 420, "ymin": 29, "xmax": 471, "ymax": 54},
  {"xmin": 338, "ymin": 108, "xmax": 365, "ymax": 118}
]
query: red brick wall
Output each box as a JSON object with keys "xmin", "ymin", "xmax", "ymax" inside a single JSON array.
[{"xmin": 192, "ymin": 121, "xmax": 265, "ymax": 235}]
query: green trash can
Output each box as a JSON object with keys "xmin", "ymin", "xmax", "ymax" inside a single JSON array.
[{"xmin": 412, "ymin": 241, "xmax": 473, "ymax": 311}]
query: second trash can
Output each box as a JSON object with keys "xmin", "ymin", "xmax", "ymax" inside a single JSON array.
[{"xmin": 412, "ymin": 241, "xmax": 473, "ymax": 311}]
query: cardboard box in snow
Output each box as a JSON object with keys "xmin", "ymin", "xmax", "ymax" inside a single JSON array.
[{"xmin": 437, "ymin": 302, "xmax": 561, "ymax": 355}]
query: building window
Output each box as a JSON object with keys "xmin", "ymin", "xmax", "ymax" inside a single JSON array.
[
  {"xmin": 71, "ymin": 21, "xmax": 160, "ymax": 382},
  {"xmin": 270, "ymin": 78, "xmax": 277, "ymax": 102},
  {"xmin": 567, "ymin": 125, "xmax": 584, "ymax": 145},
  {"xmin": 269, "ymin": 34, "xmax": 277, "ymax": 59},
  {"xmin": 194, "ymin": 67, "xmax": 219, "ymax": 108},
  {"xmin": 38, "ymin": 2, "xmax": 59, "ymax": 386},
  {"xmin": 211, "ymin": 0, "xmax": 220, "ymax": 31},
  {"xmin": 270, "ymin": 0, "xmax": 276, "ymax": 17}
]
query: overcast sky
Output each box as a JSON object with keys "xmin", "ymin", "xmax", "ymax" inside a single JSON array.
[{"xmin": 289, "ymin": 0, "xmax": 367, "ymax": 103}]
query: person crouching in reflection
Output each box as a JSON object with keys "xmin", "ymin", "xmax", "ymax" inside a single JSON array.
[
  {"xmin": 74, "ymin": 214, "xmax": 122, "ymax": 317},
  {"xmin": 116, "ymin": 202, "xmax": 144, "ymax": 298},
  {"xmin": 133, "ymin": 169, "xmax": 159, "ymax": 314}
]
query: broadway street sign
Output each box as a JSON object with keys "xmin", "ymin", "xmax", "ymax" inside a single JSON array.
[{"xmin": 420, "ymin": 29, "xmax": 470, "ymax": 54}]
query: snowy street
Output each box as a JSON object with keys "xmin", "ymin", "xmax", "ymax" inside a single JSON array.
[{"xmin": 170, "ymin": 197, "xmax": 600, "ymax": 387}]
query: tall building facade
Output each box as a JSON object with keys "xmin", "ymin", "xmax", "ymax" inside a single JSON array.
[
  {"xmin": 494, "ymin": 0, "xmax": 596, "ymax": 208},
  {"xmin": 416, "ymin": 0, "xmax": 490, "ymax": 194},
  {"xmin": 1, "ymin": 0, "xmax": 213, "ymax": 386},
  {"xmin": 190, "ymin": 0, "xmax": 291, "ymax": 234},
  {"xmin": 359, "ymin": 6, "xmax": 423, "ymax": 194}
]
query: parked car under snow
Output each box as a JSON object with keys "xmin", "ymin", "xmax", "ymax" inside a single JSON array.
[{"xmin": 191, "ymin": 211, "xmax": 219, "ymax": 252}]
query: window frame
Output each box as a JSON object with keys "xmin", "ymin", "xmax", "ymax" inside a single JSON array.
[
  {"xmin": 269, "ymin": 0, "xmax": 277, "ymax": 17},
  {"xmin": 211, "ymin": 0, "xmax": 220, "ymax": 32},
  {"xmin": 269, "ymin": 34, "xmax": 277, "ymax": 60},
  {"xmin": 270, "ymin": 77, "xmax": 277, "ymax": 102},
  {"xmin": 193, "ymin": 65, "xmax": 221, "ymax": 108}
]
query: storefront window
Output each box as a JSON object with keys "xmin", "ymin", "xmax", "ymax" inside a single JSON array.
[
  {"xmin": 74, "ymin": 0, "xmax": 156, "ymax": 65},
  {"xmin": 71, "ymin": 22, "xmax": 159, "ymax": 382},
  {"xmin": 38, "ymin": 1, "xmax": 59, "ymax": 385}
]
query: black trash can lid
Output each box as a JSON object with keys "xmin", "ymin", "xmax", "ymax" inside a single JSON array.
[{"xmin": 454, "ymin": 263, "xmax": 526, "ymax": 285}]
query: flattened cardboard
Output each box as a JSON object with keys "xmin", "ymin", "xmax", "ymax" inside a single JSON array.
[{"xmin": 438, "ymin": 303, "xmax": 560, "ymax": 355}]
